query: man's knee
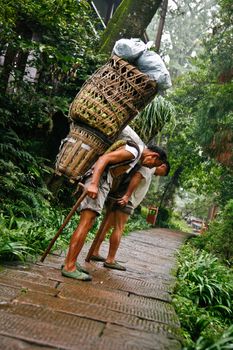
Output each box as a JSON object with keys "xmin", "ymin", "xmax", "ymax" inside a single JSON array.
[
  {"xmin": 80, "ymin": 210, "xmax": 97, "ymax": 229},
  {"xmin": 115, "ymin": 211, "xmax": 129, "ymax": 231}
]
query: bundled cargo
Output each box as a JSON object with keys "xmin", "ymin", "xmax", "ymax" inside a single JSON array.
[
  {"xmin": 135, "ymin": 51, "xmax": 172, "ymax": 91},
  {"xmin": 112, "ymin": 38, "xmax": 146, "ymax": 62},
  {"xmin": 113, "ymin": 38, "xmax": 172, "ymax": 92},
  {"xmin": 69, "ymin": 55, "xmax": 157, "ymax": 139}
]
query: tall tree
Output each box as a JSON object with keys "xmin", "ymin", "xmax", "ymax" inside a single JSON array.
[
  {"xmin": 160, "ymin": 0, "xmax": 233, "ymax": 208},
  {"xmin": 0, "ymin": 0, "xmax": 100, "ymax": 98},
  {"xmin": 99, "ymin": 0, "xmax": 163, "ymax": 55},
  {"xmin": 0, "ymin": 0, "xmax": 101, "ymax": 217}
]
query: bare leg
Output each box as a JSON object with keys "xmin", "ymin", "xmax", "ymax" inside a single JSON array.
[
  {"xmin": 64, "ymin": 209, "xmax": 97, "ymax": 271},
  {"xmin": 92, "ymin": 211, "xmax": 115, "ymax": 256},
  {"xmin": 105, "ymin": 210, "xmax": 129, "ymax": 264}
]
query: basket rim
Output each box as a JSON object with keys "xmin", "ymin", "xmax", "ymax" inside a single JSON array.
[{"xmin": 70, "ymin": 122, "xmax": 112, "ymax": 146}]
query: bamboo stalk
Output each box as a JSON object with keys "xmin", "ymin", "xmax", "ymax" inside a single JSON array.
[{"xmin": 40, "ymin": 183, "xmax": 86, "ymax": 262}]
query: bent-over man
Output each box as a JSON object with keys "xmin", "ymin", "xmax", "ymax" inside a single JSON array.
[
  {"xmin": 62, "ymin": 141, "xmax": 167, "ymax": 281},
  {"xmin": 89, "ymin": 161, "xmax": 170, "ymax": 270}
]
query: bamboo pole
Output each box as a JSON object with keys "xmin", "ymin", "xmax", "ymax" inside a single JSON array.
[{"xmin": 40, "ymin": 183, "xmax": 86, "ymax": 262}]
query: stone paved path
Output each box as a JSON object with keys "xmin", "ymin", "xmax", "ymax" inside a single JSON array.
[{"xmin": 0, "ymin": 228, "xmax": 189, "ymax": 350}]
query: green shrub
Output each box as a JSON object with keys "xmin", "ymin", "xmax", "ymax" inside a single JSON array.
[
  {"xmin": 124, "ymin": 213, "xmax": 151, "ymax": 235},
  {"xmin": 0, "ymin": 206, "xmax": 116, "ymax": 262},
  {"xmin": 168, "ymin": 211, "xmax": 192, "ymax": 233},
  {"xmin": 140, "ymin": 206, "xmax": 149, "ymax": 218},
  {"xmin": 193, "ymin": 199, "xmax": 233, "ymax": 265},
  {"xmin": 173, "ymin": 243, "xmax": 233, "ymax": 349},
  {"xmin": 0, "ymin": 206, "xmax": 80, "ymax": 261},
  {"xmin": 176, "ymin": 244, "xmax": 233, "ymax": 316},
  {"xmin": 155, "ymin": 207, "xmax": 171, "ymax": 227},
  {"xmin": 193, "ymin": 325, "xmax": 233, "ymax": 350}
]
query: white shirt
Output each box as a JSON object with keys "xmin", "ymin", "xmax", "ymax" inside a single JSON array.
[
  {"xmin": 119, "ymin": 125, "xmax": 145, "ymax": 172},
  {"xmin": 119, "ymin": 125, "xmax": 145, "ymax": 147},
  {"xmin": 124, "ymin": 143, "xmax": 144, "ymax": 173},
  {"xmin": 119, "ymin": 126, "xmax": 153, "ymax": 207},
  {"xmin": 130, "ymin": 166, "xmax": 155, "ymax": 208}
]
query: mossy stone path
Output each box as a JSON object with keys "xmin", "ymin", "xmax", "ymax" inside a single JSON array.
[{"xmin": 0, "ymin": 228, "xmax": 190, "ymax": 350}]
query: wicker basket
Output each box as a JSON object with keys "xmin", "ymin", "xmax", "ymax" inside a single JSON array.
[
  {"xmin": 55, "ymin": 124, "xmax": 110, "ymax": 181},
  {"xmin": 69, "ymin": 55, "xmax": 157, "ymax": 139}
]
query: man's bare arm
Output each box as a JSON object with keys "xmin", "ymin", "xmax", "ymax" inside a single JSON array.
[
  {"xmin": 117, "ymin": 172, "xmax": 144, "ymax": 206},
  {"xmin": 86, "ymin": 148, "xmax": 135, "ymax": 198}
]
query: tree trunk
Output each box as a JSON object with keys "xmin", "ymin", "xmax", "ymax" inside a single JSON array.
[
  {"xmin": 155, "ymin": 0, "xmax": 168, "ymax": 53},
  {"xmin": 99, "ymin": 0, "xmax": 163, "ymax": 55},
  {"xmin": 159, "ymin": 165, "xmax": 183, "ymax": 208},
  {"xmin": 0, "ymin": 46, "xmax": 17, "ymax": 95},
  {"xmin": 105, "ymin": 0, "xmax": 115, "ymax": 24},
  {"xmin": 0, "ymin": 20, "xmax": 32, "ymax": 94}
]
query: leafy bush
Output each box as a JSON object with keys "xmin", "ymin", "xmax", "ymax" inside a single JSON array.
[
  {"xmin": 0, "ymin": 206, "xmax": 118, "ymax": 262},
  {"xmin": 124, "ymin": 213, "xmax": 151, "ymax": 235},
  {"xmin": 140, "ymin": 206, "xmax": 149, "ymax": 218},
  {"xmin": 173, "ymin": 243, "xmax": 233, "ymax": 349},
  {"xmin": 173, "ymin": 294, "xmax": 225, "ymax": 347},
  {"xmin": 0, "ymin": 0, "xmax": 103, "ymax": 220},
  {"xmin": 155, "ymin": 207, "xmax": 171, "ymax": 227},
  {"xmin": 130, "ymin": 95, "xmax": 176, "ymax": 143},
  {"xmin": 176, "ymin": 244, "xmax": 233, "ymax": 316},
  {"xmin": 168, "ymin": 211, "xmax": 191, "ymax": 233},
  {"xmin": 0, "ymin": 206, "xmax": 80, "ymax": 261},
  {"xmin": 193, "ymin": 199, "xmax": 233, "ymax": 265},
  {"xmin": 193, "ymin": 325, "xmax": 233, "ymax": 350}
]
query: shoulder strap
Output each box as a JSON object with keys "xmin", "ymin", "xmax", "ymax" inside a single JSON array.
[{"xmin": 108, "ymin": 140, "xmax": 141, "ymax": 171}]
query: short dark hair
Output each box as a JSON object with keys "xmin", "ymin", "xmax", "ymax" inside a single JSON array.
[
  {"xmin": 163, "ymin": 160, "xmax": 170, "ymax": 176},
  {"xmin": 147, "ymin": 144, "xmax": 167, "ymax": 163}
]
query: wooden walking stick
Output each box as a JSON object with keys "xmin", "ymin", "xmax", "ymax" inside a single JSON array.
[{"xmin": 40, "ymin": 183, "xmax": 87, "ymax": 262}]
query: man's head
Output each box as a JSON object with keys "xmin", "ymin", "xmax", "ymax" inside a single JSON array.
[
  {"xmin": 141, "ymin": 144, "xmax": 167, "ymax": 168},
  {"xmin": 154, "ymin": 160, "xmax": 170, "ymax": 177}
]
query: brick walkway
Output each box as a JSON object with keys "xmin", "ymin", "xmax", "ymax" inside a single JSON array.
[{"xmin": 0, "ymin": 228, "xmax": 189, "ymax": 350}]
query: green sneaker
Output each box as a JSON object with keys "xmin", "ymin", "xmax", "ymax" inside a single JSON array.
[
  {"xmin": 61, "ymin": 262, "xmax": 89, "ymax": 274},
  {"xmin": 89, "ymin": 254, "xmax": 106, "ymax": 262},
  {"xmin": 103, "ymin": 261, "xmax": 126, "ymax": 271},
  {"xmin": 62, "ymin": 268, "xmax": 92, "ymax": 281}
]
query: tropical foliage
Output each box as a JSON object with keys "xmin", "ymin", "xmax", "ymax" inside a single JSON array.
[
  {"xmin": 130, "ymin": 95, "xmax": 176, "ymax": 144},
  {"xmin": 0, "ymin": 0, "xmax": 102, "ymax": 216},
  {"xmin": 192, "ymin": 199, "xmax": 233, "ymax": 265},
  {"xmin": 153, "ymin": 0, "xmax": 233, "ymax": 210},
  {"xmin": 173, "ymin": 243, "xmax": 233, "ymax": 349},
  {"xmin": 0, "ymin": 0, "xmax": 104, "ymax": 260}
]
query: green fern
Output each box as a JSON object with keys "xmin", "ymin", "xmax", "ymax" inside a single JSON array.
[{"xmin": 1, "ymin": 128, "xmax": 23, "ymax": 146}]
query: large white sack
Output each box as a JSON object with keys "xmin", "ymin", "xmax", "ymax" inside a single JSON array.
[
  {"xmin": 112, "ymin": 38, "xmax": 146, "ymax": 62},
  {"xmin": 135, "ymin": 51, "xmax": 172, "ymax": 91}
]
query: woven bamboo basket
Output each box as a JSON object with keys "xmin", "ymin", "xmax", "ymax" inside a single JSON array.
[
  {"xmin": 69, "ymin": 55, "xmax": 157, "ymax": 139},
  {"xmin": 55, "ymin": 124, "xmax": 110, "ymax": 181}
]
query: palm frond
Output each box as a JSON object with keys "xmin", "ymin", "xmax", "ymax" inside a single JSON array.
[{"xmin": 130, "ymin": 95, "xmax": 176, "ymax": 143}]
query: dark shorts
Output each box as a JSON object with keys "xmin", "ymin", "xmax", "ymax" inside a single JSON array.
[{"xmin": 106, "ymin": 197, "xmax": 134, "ymax": 215}]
